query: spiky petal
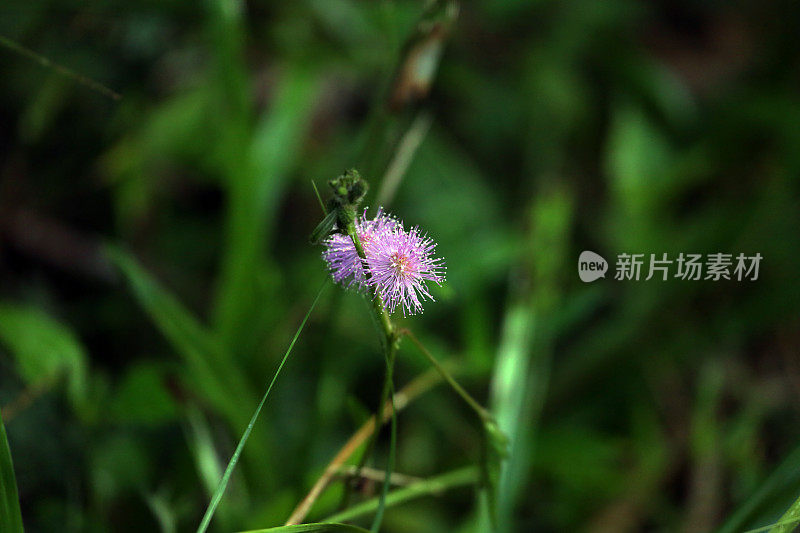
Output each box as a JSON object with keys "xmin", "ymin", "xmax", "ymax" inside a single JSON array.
[
  {"xmin": 366, "ymin": 225, "xmax": 445, "ymax": 316},
  {"xmin": 321, "ymin": 208, "xmax": 398, "ymax": 289}
]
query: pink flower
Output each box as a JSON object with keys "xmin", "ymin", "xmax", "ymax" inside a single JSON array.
[
  {"xmin": 366, "ymin": 225, "xmax": 445, "ymax": 316},
  {"xmin": 321, "ymin": 208, "xmax": 398, "ymax": 289},
  {"xmin": 321, "ymin": 209, "xmax": 445, "ymax": 315}
]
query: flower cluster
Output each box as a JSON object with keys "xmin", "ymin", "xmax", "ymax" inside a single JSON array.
[{"xmin": 321, "ymin": 208, "xmax": 445, "ymax": 316}]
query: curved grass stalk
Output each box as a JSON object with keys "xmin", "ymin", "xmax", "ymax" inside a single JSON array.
[
  {"xmin": 324, "ymin": 467, "xmax": 478, "ymax": 524},
  {"xmin": 0, "ymin": 34, "xmax": 120, "ymax": 100},
  {"xmin": 196, "ymin": 280, "xmax": 327, "ymax": 533}
]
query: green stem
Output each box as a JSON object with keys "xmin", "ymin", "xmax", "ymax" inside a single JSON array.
[
  {"xmin": 324, "ymin": 467, "xmax": 478, "ymax": 524},
  {"xmin": 341, "ymin": 220, "xmax": 399, "ymax": 531},
  {"xmin": 346, "ymin": 225, "xmax": 395, "ymax": 344},
  {"xmin": 343, "ymin": 221, "xmax": 398, "ymax": 416},
  {"xmin": 370, "ymin": 346, "xmax": 397, "ymax": 532},
  {"xmin": 402, "ymin": 328, "xmax": 491, "ymax": 422}
]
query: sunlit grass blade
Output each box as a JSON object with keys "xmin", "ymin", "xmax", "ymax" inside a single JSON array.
[
  {"xmin": 485, "ymin": 187, "xmax": 571, "ymax": 531},
  {"xmin": 239, "ymin": 523, "xmax": 370, "ymax": 533},
  {"xmin": 0, "ymin": 409, "xmax": 24, "ymax": 532},
  {"xmin": 738, "ymin": 493, "xmax": 800, "ymax": 533},
  {"xmin": 766, "ymin": 495, "xmax": 800, "ymax": 533},
  {"xmin": 324, "ymin": 467, "xmax": 478, "ymax": 524},
  {"xmin": 197, "ymin": 280, "xmax": 327, "ymax": 533},
  {"xmin": 185, "ymin": 405, "xmax": 236, "ymax": 530},
  {"xmin": 212, "ymin": 63, "xmax": 319, "ymax": 350},
  {"xmin": 743, "ymin": 517, "xmax": 800, "ymax": 533}
]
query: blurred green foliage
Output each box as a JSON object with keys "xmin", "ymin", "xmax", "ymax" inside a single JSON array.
[{"xmin": 1, "ymin": 0, "xmax": 800, "ymax": 531}]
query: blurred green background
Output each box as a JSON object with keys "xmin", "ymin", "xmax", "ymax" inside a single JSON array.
[{"xmin": 1, "ymin": 0, "xmax": 800, "ymax": 531}]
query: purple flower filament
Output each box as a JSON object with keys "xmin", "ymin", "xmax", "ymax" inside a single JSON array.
[
  {"xmin": 366, "ymin": 226, "xmax": 445, "ymax": 316},
  {"xmin": 321, "ymin": 209, "xmax": 445, "ymax": 316},
  {"xmin": 321, "ymin": 208, "xmax": 398, "ymax": 289}
]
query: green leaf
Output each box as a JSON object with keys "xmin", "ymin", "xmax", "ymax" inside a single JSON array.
[
  {"xmin": 197, "ymin": 280, "xmax": 327, "ymax": 533},
  {"xmin": 106, "ymin": 245, "xmax": 251, "ymax": 428},
  {"xmin": 0, "ymin": 302, "xmax": 88, "ymax": 413},
  {"xmin": 109, "ymin": 363, "xmax": 178, "ymax": 426},
  {"xmin": 0, "ymin": 409, "xmax": 24, "ymax": 532},
  {"xmin": 309, "ymin": 209, "xmax": 339, "ymax": 245},
  {"xmin": 213, "ymin": 64, "xmax": 319, "ymax": 352},
  {"xmin": 108, "ymin": 245, "xmax": 279, "ymax": 506},
  {"xmin": 239, "ymin": 523, "xmax": 370, "ymax": 533}
]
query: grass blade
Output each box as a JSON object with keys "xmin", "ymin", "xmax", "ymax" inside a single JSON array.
[
  {"xmin": 107, "ymin": 246, "xmax": 252, "ymax": 428},
  {"xmin": 767, "ymin": 494, "xmax": 800, "ymax": 532},
  {"xmin": 197, "ymin": 280, "xmax": 327, "ymax": 533},
  {"xmin": 213, "ymin": 64, "xmax": 319, "ymax": 350},
  {"xmin": 0, "ymin": 302, "xmax": 89, "ymax": 416},
  {"xmin": 325, "ymin": 467, "xmax": 478, "ymax": 524},
  {"xmin": 0, "ymin": 409, "xmax": 24, "ymax": 532},
  {"xmin": 718, "ymin": 445, "xmax": 800, "ymax": 533},
  {"xmin": 743, "ymin": 517, "xmax": 800, "ymax": 533}
]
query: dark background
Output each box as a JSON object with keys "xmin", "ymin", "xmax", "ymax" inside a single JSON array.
[{"xmin": 1, "ymin": 0, "xmax": 799, "ymax": 531}]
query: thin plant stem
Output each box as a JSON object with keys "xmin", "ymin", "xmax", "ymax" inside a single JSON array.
[
  {"xmin": 370, "ymin": 347, "xmax": 397, "ymax": 532},
  {"xmin": 401, "ymin": 328, "xmax": 491, "ymax": 422},
  {"xmin": 196, "ymin": 281, "xmax": 327, "ymax": 533},
  {"xmin": 341, "ymin": 221, "xmax": 399, "ymax": 531},
  {"xmin": 283, "ymin": 368, "xmax": 441, "ymax": 525},
  {"xmin": 311, "ymin": 181, "xmax": 327, "ymax": 215},
  {"xmin": 345, "ymin": 226, "xmax": 395, "ymax": 344},
  {"xmin": 0, "ymin": 34, "xmax": 121, "ymax": 100},
  {"xmin": 1, "ymin": 379, "xmax": 53, "ymax": 422},
  {"xmin": 324, "ymin": 467, "xmax": 478, "ymax": 524},
  {"xmin": 336, "ymin": 465, "xmax": 422, "ymax": 487}
]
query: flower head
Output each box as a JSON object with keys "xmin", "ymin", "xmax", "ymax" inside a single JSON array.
[
  {"xmin": 321, "ymin": 208, "xmax": 445, "ymax": 315},
  {"xmin": 321, "ymin": 208, "xmax": 398, "ymax": 289},
  {"xmin": 366, "ymin": 225, "xmax": 445, "ymax": 316}
]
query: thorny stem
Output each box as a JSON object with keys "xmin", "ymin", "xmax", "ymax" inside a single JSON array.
[
  {"xmin": 343, "ymin": 220, "xmax": 400, "ymax": 513},
  {"xmin": 346, "ymin": 224, "xmax": 396, "ymax": 345},
  {"xmin": 401, "ymin": 328, "xmax": 492, "ymax": 422}
]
